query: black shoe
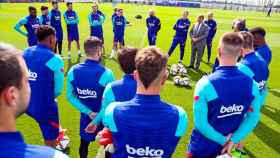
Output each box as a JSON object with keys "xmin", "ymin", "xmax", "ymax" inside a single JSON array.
[{"xmin": 187, "ymin": 65, "xmax": 194, "ymax": 69}]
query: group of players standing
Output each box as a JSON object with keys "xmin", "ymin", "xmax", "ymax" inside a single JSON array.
[
  {"xmin": 14, "ymin": 1, "xmax": 220, "ymax": 71},
  {"xmin": 0, "ymin": 1, "xmax": 272, "ymax": 158}
]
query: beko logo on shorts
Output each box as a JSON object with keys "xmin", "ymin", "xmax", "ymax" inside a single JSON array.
[
  {"xmin": 126, "ymin": 144, "xmax": 164, "ymax": 158},
  {"xmin": 28, "ymin": 69, "xmax": 38, "ymax": 81},
  {"xmin": 77, "ymin": 88, "xmax": 97, "ymax": 99},
  {"xmin": 217, "ymin": 104, "xmax": 244, "ymax": 118}
]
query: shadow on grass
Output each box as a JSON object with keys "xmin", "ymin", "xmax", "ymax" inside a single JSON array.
[
  {"xmin": 65, "ymin": 57, "xmax": 81, "ymax": 76},
  {"xmin": 244, "ymin": 147, "xmax": 257, "ymax": 158},
  {"xmin": 187, "ymin": 68, "xmax": 207, "ymax": 82},
  {"xmin": 262, "ymin": 105, "xmax": 280, "ymax": 125},
  {"xmin": 269, "ymin": 89, "xmax": 280, "ymax": 98},
  {"xmin": 254, "ymin": 121, "xmax": 280, "ymax": 155}
]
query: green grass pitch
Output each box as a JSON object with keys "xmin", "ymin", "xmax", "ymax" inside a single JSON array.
[{"xmin": 1, "ymin": 2, "xmax": 280, "ymax": 158}]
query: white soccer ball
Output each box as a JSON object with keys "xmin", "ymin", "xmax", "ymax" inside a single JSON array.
[
  {"xmin": 177, "ymin": 63, "xmax": 184, "ymax": 70},
  {"xmin": 179, "ymin": 67, "xmax": 187, "ymax": 75},
  {"xmin": 173, "ymin": 76, "xmax": 181, "ymax": 85},
  {"xmin": 216, "ymin": 154, "xmax": 231, "ymax": 158},
  {"xmin": 179, "ymin": 77, "xmax": 190, "ymax": 87},
  {"xmin": 170, "ymin": 64, "xmax": 178, "ymax": 76}
]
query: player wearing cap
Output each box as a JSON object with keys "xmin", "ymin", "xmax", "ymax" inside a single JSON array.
[
  {"xmin": 103, "ymin": 47, "xmax": 188, "ymax": 158},
  {"xmin": 67, "ymin": 37, "xmax": 114, "ymax": 158},
  {"xmin": 187, "ymin": 32, "xmax": 261, "ymax": 158},
  {"xmin": 23, "ymin": 25, "xmax": 64, "ymax": 148}
]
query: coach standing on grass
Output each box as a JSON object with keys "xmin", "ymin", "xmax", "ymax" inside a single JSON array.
[
  {"xmin": 0, "ymin": 43, "xmax": 68, "ymax": 158},
  {"xmin": 88, "ymin": 3, "xmax": 105, "ymax": 43},
  {"xmin": 103, "ymin": 47, "xmax": 188, "ymax": 158},
  {"xmin": 204, "ymin": 12, "xmax": 217, "ymax": 64},
  {"xmin": 187, "ymin": 32, "xmax": 261, "ymax": 158},
  {"xmin": 188, "ymin": 15, "xmax": 209, "ymax": 70},
  {"xmin": 146, "ymin": 9, "xmax": 161, "ymax": 46},
  {"xmin": 23, "ymin": 25, "xmax": 64, "ymax": 148}
]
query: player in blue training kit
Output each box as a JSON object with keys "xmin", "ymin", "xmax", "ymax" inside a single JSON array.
[
  {"xmin": 86, "ymin": 47, "xmax": 138, "ymax": 132},
  {"xmin": 146, "ymin": 10, "xmax": 161, "ymax": 46},
  {"xmin": 39, "ymin": 6, "xmax": 50, "ymax": 25},
  {"xmin": 237, "ymin": 32, "xmax": 269, "ymax": 107},
  {"xmin": 23, "ymin": 26, "xmax": 64, "ymax": 148},
  {"xmin": 64, "ymin": 2, "xmax": 81, "ymax": 59},
  {"xmin": 0, "ymin": 43, "xmax": 68, "ymax": 158},
  {"xmin": 187, "ymin": 33, "xmax": 261, "ymax": 158},
  {"xmin": 88, "ymin": 3, "xmax": 105, "ymax": 43},
  {"xmin": 103, "ymin": 47, "xmax": 188, "ymax": 158},
  {"xmin": 167, "ymin": 10, "xmax": 191, "ymax": 63},
  {"xmin": 204, "ymin": 12, "xmax": 217, "ymax": 63},
  {"xmin": 250, "ymin": 27, "xmax": 272, "ymax": 65},
  {"xmin": 14, "ymin": 6, "xmax": 40, "ymax": 47},
  {"xmin": 110, "ymin": 8, "xmax": 126, "ymax": 58},
  {"xmin": 50, "ymin": 1, "xmax": 63, "ymax": 56},
  {"xmin": 67, "ymin": 37, "xmax": 114, "ymax": 158}
]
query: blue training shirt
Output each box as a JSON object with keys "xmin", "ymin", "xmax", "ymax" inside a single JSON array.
[
  {"xmin": 92, "ymin": 74, "xmax": 137, "ymax": 125},
  {"xmin": 237, "ymin": 53, "xmax": 269, "ymax": 106},
  {"xmin": 113, "ymin": 15, "xmax": 126, "ymax": 36},
  {"xmin": 188, "ymin": 66, "xmax": 261, "ymax": 157},
  {"xmin": 14, "ymin": 15, "xmax": 40, "ymax": 46},
  {"xmin": 104, "ymin": 94, "xmax": 188, "ymax": 158},
  {"xmin": 39, "ymin": 14, "xmax": 51, "ymax": 25},
  {"xmin": 23, "ymin": 44, "xmax": 64, "ymax": 121},
  {"xmin": 64, "ymin": 10, "xmax": 79, "ymax": 32},
  {"xmin": 146, "ymin": 16, "xmax": 161, "ymax": 34},
  {"xmin": 50, "ymin": 9, "xmax": 63, "ymax": 42},
  {"xmin": 173, "ymin": 18, "xmax": 191, "ymax": 39},
  {"xmin": 204, "ymin": 19, "xmax": 217, "ymax": 40},
  {"xmin": 88, "ymin": 12, "xmax": 105, "ymax": 38},
  {"xmin": 255, "ymin": 44, "xmax": 272, "ymax": 65},
  {"xmin": 67, "ymin": 59, "xmax": 114, "ymax": 115},
  {"xmin": 0, "ymin": 132, "xmax": 68, "ymax": 158}
]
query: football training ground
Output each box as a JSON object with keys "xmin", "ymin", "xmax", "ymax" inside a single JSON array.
[{"xmin": 0, "ymin": 2, "xmax": 280, "ymax": 158}]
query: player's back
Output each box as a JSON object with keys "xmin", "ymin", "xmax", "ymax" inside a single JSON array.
[
  {"xmin": 23, "ymin": 44, "xmax": 57, "ymax": 119},
  {"xmin": 256, "ymin": 44, "xmax": 272, "ymax": 65},
  {"xmin": 105, "ymin": 94, "xmax": 187, "ymax": 158},
  {"xmin": 0, "ymin": 132, "xmax": 68, "ymax": 158},
  {"xmin": 71, "ymin": 59, "xmax": 112, "ymax": 112},
  {"xmin": 189, "ymin": 66, "xmax": 255, "ymax": 155},
  {"xmin": 238, "ymin": 53, "xmax": 269, "ymax": 83},
  {"xmin": 110, "ymin": 74, "xmax": 136, "ymax": 101}
]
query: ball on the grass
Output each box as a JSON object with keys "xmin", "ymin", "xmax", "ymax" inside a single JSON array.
[
  {"xmin": 177, "ymin": 63, "xmax": 184, "ymax": 70},
  {"xmin": 179, "ymin": 67, "xmax": 187, "ymax": 75},
  {"xmin": 179, "ymin": 77, "xmax": 190, "ymax": 87},
  {"xmin": 170, "ymin": 64, "xmax": 178, "ymax": 76},
  {"xmin": 173, "ymin": 76, "xmax": 181, "ymax": 85}
]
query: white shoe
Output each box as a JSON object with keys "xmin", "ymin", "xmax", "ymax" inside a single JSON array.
[
  {"xmin": 109, "ymin": 51, "xmax": 115, "ymax": 59},
  {"xmin": 67, "ymin": 54, "xmax": 71, "ymax": 60}
]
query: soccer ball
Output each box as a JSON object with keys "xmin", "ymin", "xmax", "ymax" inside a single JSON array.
[
  {"xmin": 173, "ymin": 76, "xmax": 181, "ymax": 85},
  {"xmin": 179, "ymin": 67, "xmax": 187, "ymax": 76},
  {"xmin": 179, "ymin": 77, "xmax": 190, "ymax": 87},
  {"xmin": 170, "ymin": 64, "xmax": 179, "ymax": 76},
  {"xmin": 216, "ymin": 154, "xmax": 232, "ymax": 158},
  {"xmin": 177, "ymin": 63, "xmax": 184, "ymax": 70}
]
